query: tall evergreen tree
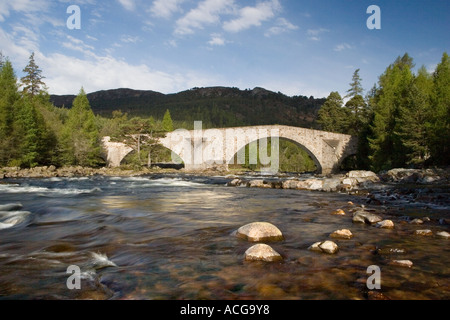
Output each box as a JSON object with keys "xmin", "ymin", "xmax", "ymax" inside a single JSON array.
[
  {"xmin": 21, "ymin": 52, "xmax": 45, "ymax": 97},
  {"xmin": 0, "ymin": 60, "xmax": 20, "ymax": 165},
  {"xmin": 395, "ymin": 66, "xmax": 433, "ymax": 165},
  {"xmin": 317, "ymin": 92, "xmax": 349, "ymax": 133},
  {"xmin": 60, "ymin": 88, "xmax": 101, "ymax": 166},
  {"xmin": 368, "ymin": 53, "xmax": 415, "ymax": 171},
  {"xmin": 162, "ymin": 109, "xmax": 174, "ymax": 132},
  {"xmin": 429, "ymin": 52, "xmax": 450, "ymax": 165},
  {"xmin": 345, "ymin": 69, "xmax": 364, "ymax": 98}
]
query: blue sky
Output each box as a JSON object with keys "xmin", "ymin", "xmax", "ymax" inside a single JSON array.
[{"xmin": 0, "ymin": 0, "xmax": 448, "ymax": 98}]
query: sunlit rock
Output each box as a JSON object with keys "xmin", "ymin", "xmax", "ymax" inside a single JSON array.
[
  {"xmin": 436, "ymin": 231, "xmax": 450, "ymax": 239},
  {"xmin": 390, "ymin": 260, "xmax": 413, "ymax": 268},
  {"xmin": 414, "ymin": 229, "xmax": 433, "ymax": 236},
  {"xmin": 331, "ymin": 209, "xmax": 346, "ymax": 216},
  {"xmin": 244, "ymin": 244, "xmax": 282, "ymax": 262},
  {"xmin": 409, "ymin": 219, "xmax": 423, "ymax": 225},
  {"xmin": 330, "ymin": 229, "xmax": 353, "ymax": 239},
  {"xmin": 376, "ymin": 220, "xmax": 395, "ymax": 229},
  {"xmin": 352, "ymin": 210, "xmax": 382, "ymax": 224},
  {"xmin": 308, "ymin": 240, "xmax": 339, "ymax": 254},
  {"xmin": 236, "ymin": 222, "xmax": 284, "ymax": 242}
]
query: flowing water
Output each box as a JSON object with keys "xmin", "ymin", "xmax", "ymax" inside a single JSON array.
[{"xmin": 0, "ymin": 174, "xmax": 448, "ymax": 300}]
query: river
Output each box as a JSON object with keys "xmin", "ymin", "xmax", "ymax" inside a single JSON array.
[{"xmin": 0, "ymin": 174, "xmax": 448, "ymax": 300}]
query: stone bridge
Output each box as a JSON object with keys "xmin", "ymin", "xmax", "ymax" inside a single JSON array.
[{"xmin": 102, "ymin": 125, "xmax": 358, "ymax": 175}]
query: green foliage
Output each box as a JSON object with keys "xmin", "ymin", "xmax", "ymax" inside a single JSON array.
[
  {"xmin": 345, "ymin": 69, "xmax": 364, "ymax": 98},
  {"xmin": 162, "ymin": 109, "xmax": 174, "ymax": 132},
  {"xmin": 60, "ymin": 88, "xmax": 102, "ymax": 167},
  {"xmin": 317, "ymin": 92, "xmax": 349, "ymax": 133},
  {"xmin": 21, "ymin": 52, "xmax": 45, "ymax": 97}
]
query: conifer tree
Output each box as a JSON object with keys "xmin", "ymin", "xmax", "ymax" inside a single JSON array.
[
  {"xmin": 21, "ymin": 52, "xmax": 45, "ymax": 97},
  {"xmin": 60, "ymin": 88, "xmax": 101, "ymax": 166},
  {"xmin": 345, "ymin": 69, "xmax": 364, "ymax": 98},
  {"xmin": 162, "ymin": 109, "xmax": 174, "ymax": 132},
  {"xmin": 317, "ymin": 92, "xmax": 349, "ymax": 133}
]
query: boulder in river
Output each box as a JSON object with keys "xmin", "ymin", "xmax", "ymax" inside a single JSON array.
[
  {"xmin": 352, "ymin": 210, "xmax": 383, "ymax": 224},
  {"xmin": 308, "ymin": 240, "xmax": 339, "ymax": 254},
  {"xmin": 414, "ymin": 229, "xmax": 433, "ymax": 236},
  {"xmin": 330, "ymin": 229, "xmax": 353, "ymax": 239},
  {"xmin": 376, "ymin": 220, "xmax": 395, "ymax": 229},
  {"xmin": 244, "ymin": 244, "xmax": 283, "ymax": 262},
  {"xmin": 409, "ymin": 219, "xmax": 423, "ymax": 225},
  {"xmin": 236, "ymin": 222, "xmax": 284, "ymax": 242},
  {"xmin": 436, "ymin": 231, "xmax": 450, "ymax": 239}
]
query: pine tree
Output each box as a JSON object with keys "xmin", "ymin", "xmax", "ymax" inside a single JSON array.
[
  {"xmin": 345, "ymin": 69, "xmax": 364, "ymax": 98},
  {"xmin": 60, "ymin": 88, "xmax": 101, "ymax": 166},
  {"xmin": 0, "ymin": 60, "xmax": 20, "ymax": 165},
  {"xmin": 368, "ymin": 53, "xmax": 415, "ymax": 171},
  {"xmin": 162, "ymin": 109, "xmax": 174, "ymax": 132},
  {"xmin": 21, "ymin": 52, "xmax": 45, "ymax": 97},
  {"xmin": 317, "ymin": 92, "xmax": 349, "ymax": 134},
  {"xmin": 429, "ymin": 52, "xmax": 450, "ymax": 165},
  {"xmin": 395, "ymin": 66, "xmax": 433, "ymax": 165}
]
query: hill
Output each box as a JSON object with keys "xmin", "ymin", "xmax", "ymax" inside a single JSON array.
[{"xmin": 50, "ymin": 87, "xmax": 325, "ymax": 128}]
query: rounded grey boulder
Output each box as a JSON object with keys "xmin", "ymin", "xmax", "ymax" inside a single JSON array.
[
  {"xmin": 244, "ymin": 244, "xmax": 282, "ymax": 262},
  {"xmin": 236, "ymin": 222, "xmax": 284, "ymax": 242}
]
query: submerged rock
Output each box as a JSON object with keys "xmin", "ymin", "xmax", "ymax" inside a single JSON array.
[
  {"xmin": 390, "ymin": 260, "xmax": 413, "ymax": 268},
  {"xmin": 436, "ymin": 231, "xmax": 450, "ymax": 239},
  {"xmin": 236, "ymin": 222, "xmax": 284, "ymax": 242},
  {"xmin": 414, "ymin": 229, "xmax": 433, "ymax": 236},
  {"xmin": 331, "ymin": 209, "xmax": 346, "ymax": 216},
  {"xmin": 308, "ymin": 240, "xmax": 339, "ymax": 254},
  {"xmin": 376, "ymin": 220, "xmax": 395, "ymax": 229},
  {"xmin": 244, "ymin": 244, "xmax": 282, "ymax": 262},
  {"xmin": 330, "ymin": 229, "xmax": 353, "ymax": 239},
  {"xmin": 352, "ymin": 210, "xmax": 383, "ymax": 224}
]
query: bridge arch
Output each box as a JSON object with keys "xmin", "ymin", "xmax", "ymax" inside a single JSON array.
[{"xmin": 227, "ymin": 136, "xmax": 321, "ymax": 173}]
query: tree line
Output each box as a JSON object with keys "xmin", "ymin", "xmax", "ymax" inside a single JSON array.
[
  {"xmin": 317, "ymin": 52, "xmax": 449, "ymax": 172},
  {"xmin": 0, "ymin": 52, "xmax": 174, "ymax": 168}
]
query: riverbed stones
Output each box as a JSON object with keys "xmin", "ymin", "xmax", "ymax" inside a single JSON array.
[
  {"xmin": 409, "ymin": 219, "xmax": 424, "ymax": 225},
  {"xmin": 376, "ymin": 220, "xmax": 395, "ymax": 229},
  {"xmin": 244, "ymin": 244, "xmax": 282, "ymax": 262},
  {"xmin": 390, "ymin": 260, "xmax": 413, "ymax": 268},
  {"xmin": 236, "ymin": 222, "xmax": 284, "ymax": 242},
  {"xmin": 414, "ymin": 229, "xmax": 433, "ymax": 236},
  {"xmin": 352, "ymin": 210, "xmax": 383, "ymax": 224},
  {"xmin": 308, "ymin": 240, "xmax": 339, "ymax": 254},
  {"xmin": 436, "ymin": 231, "xmax": 450, "ymax": 239},
  {"xmin": 330, "ymin": 229, "xmax": 353, "ymax": 239},
  {"xmin": 331, "ymin": 209, "xmax": 346, "ymax": 216}
]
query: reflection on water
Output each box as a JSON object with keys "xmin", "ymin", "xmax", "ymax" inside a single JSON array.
[{"xmin": 0, "ymin": 175, "xmax": 448, "ymax": 300}]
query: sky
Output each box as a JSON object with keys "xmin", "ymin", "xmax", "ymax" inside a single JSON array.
[{"xmin": 0, "ymin": 0, "xmax": 449, "ymax": 98}]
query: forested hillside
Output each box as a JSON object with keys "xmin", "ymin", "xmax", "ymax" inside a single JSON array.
[{"xmin": 50, "ymin": 87, "xmax": 325, "ymax": 129}]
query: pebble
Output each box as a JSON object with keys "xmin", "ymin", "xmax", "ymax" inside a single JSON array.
[
  {"xmin": 352, "ymin": 210, "xmax": 383, "ymax": 224},
  {"xmin": 330, "ymin": 229, "xmax": 353, "ymax": 239},
  {"xmin": 376, "ymin": 220, "xmax": 395, "ymax": 229},
  {"xmin": 244, "ymin": 244, "xmax": 283, "ymax": 262},
  {"xmin": 236, "ymin": 222, "xmax": 284, "ymax": 242},
  {"xmin": 409, "ymin": 219, "xmax": 423, "ymax": 225},
  {"xmin": 331, "ymin": 209, "xmax": 346, "ymax": 216},
  {"xmin": 390, "ymin": 260, "xmax": 413, "ymax": 268},
  {"xmin": 414, "ymin": 229, "xmax": 433, "ymax": 236}
]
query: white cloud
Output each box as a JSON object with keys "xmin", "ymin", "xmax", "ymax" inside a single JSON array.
[
  {"xmin": 223, "ymin": 0, "xmax": 281, "ymax": 33},
  {"xmin": 174, "ymin": 0, "xmax": 235, "ymax": 35},
  {"xmin": 334, "ymin": 43, "xmax": 352, "ymax": 52},
  {"xmin": 118, "ymin": 0, "xmax": 135, "ymax": 11},
  {"xmin": 306, "ymin": 28, "xmax": 329, "ymax": 41},
  {"xmin": 0, "ymin": 0, "xmax": 50, "ymax": 22},
  {"xmin": 120, "ymin": 35, "xmax": 141, "ymax": 44},
  {"xmin": 208, "ymin": 33, "xmax": 226, "ymax": 46},
  {"xmin": 150, "ymin": 0, "xmax": 184, "ymax": 19},
  {"xmin": 265, "ymin": 17, "xmax": 298, "ymax": 37}
]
